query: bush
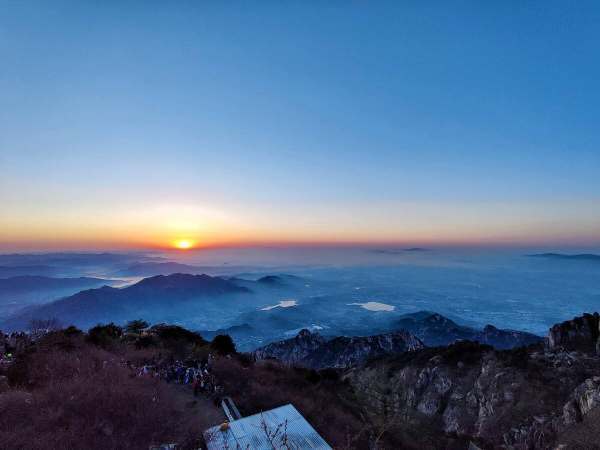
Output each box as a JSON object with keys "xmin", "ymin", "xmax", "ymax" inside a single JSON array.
[
  {"xmin": 211, "ymin": 357, "xmax": 367, "ymax": 448},
  {"xmin": 150, "ymin": 325, "xmax": 207, "ymax": 358},
  {"xmin": 28, "ymin": 318, "xmax": 61, "ymax": 338},
  {"xmin": 63, "ymin": 326, "xmax": 83, "ymax": 337},
  {"xmin": 0, "ymin": 354, "xmax": 203, "ymax": 449},
  {"xmin": 134, "ymin": 334, "xmax": 156, "ymax": 349},
  {"xmin": 150, "ymin": 325, "xmax": 205, "ymax": 345},
  {"xmin": 87, "ymin": 323, "xmax": 123, "ymax": 349},
  {"xmin": 305, "ymin": 369, "xmax": 321, "ymax": 384},
  {"xmin": 126, "ymin": 319, "xmax": 149, "ymax": 334},
  {"xmin": 319, "ymin": 368, "xmax": 341, "ymax": 382},
  {"xmin": 210, "ymin": 335, "xmax": 236, "ymax": 356},
  {"xmin": 0, "ymin": 331, "xmax": 223, "ymax": 449}
]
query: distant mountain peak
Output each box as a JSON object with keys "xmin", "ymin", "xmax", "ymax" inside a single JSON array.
[
  {"xmin": 0, "ymin": 272, "xmax": 251, "ymax": 332},
  {"xmin": 257, "ymin": 275, "xmax": 283, "ymax": 285},
  {"xmin": 129, "ymin": 273, "xmax": 249, "ymax": 292},
  {"xmin": 113, "ymin": 261, "xmax": 206, "ymax": 277},
  {"xmin": 370, "ymin": 247, "xmax": 430, "ymax": 255},
  {"xmin": 528, "ymin": 253, "xmax": 600, "ymax": 262},
  {"xmin": 297, "ymin": 328, "xmax": 315, "ymax": 338},
  {"xmin": 394, "ymin": 311, "xmax": 542, "ymax": 349}
]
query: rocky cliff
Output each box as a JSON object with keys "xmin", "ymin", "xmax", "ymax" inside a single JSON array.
[
  {"xmin": 347, "ymin": 313, "xmax": 600, "ymax": 449},
  {"xmin": 253, "ymin": 329, "xmax": 424, "ymax": 369},
  {"xmin": 252, "ymin": 312, "xmax": 542, "ymax": 371},
  {"xmin": 547, "ymin": 312, "xmax": 600, "ymax": 354}
]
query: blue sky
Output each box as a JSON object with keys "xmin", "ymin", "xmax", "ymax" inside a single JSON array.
[{"xmin": 1, "ymin": 1, "xmax": 599, "ymax": 249}]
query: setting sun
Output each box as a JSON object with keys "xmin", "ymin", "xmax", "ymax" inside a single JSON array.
[{"xmin": 173, "ymin": 239, "xmax": 194, "ymax": 250}]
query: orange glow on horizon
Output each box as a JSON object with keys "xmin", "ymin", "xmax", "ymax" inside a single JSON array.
[
  {"xmin": 2, "ymin": 197, "xmax": 600, "ymax": 252},
  {"xmin": 173, "ymin": 239, "xmax": 195, "ymax": 250}
]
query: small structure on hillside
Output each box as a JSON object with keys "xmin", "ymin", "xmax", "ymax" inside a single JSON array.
[
  {"xmin": 204, "ymin": 403, "xmax": 331, "ymax": 449},
  {"xmin": 220, "ymin": 396, "xmax": 242, "ymax": 422}
]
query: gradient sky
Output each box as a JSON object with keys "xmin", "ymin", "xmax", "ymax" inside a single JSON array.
[{"xmin": 1, "ymin": 1, "xmax": 599, "ymax": 250}]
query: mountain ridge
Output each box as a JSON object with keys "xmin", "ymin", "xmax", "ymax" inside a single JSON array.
[
  {"xmin": 254, "ymin": 328, "xmax": 424, "ymax": 369},
  {"xmin": 528, "ymin": 253, "xmax": 600, "ymax": 262},
  {"xmin": 392, "ymin": 311, "xmax": 543, "ymax": 349},
  {"xmin": 251, "ymin": 311, "xmax": 543, "ymax": 368},
  {"xmin": 0, "ymin": 273, "xmax": 251, "ymax": 332},
  {"xmin": 349, "ymin": 312, "xmax": 600, "ymax": 449}
]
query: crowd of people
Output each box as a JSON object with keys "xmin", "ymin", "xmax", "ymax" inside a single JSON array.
[
  {"xmin": 0, "ymin": 325, "xmax": 228, "ymax": 402},
  {"xmin": 131, "ymin": 355, "xmax": 222, "ymax": 397}
]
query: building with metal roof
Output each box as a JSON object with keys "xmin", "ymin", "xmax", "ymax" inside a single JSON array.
[{"xmin": 203, "ymin": 403, "xmax": 332, "ymax": 450}]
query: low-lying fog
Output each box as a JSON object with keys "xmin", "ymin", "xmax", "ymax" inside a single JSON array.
[
  {"xmin": 1, "ymin": 247, "xmax": 599, "ymax": 350},
  {"xmin": 176, "ymin": 246, "xmax": 600, "ymax": 335}
]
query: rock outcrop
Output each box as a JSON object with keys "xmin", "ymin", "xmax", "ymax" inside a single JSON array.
[
  {"xmin": 253, "ymin": 329, "xmax": 424, "ymax": 369},
  {"xmin": 502, "ymin": 375, "xmax": 600, "ymax": 448},
  {"xmin": 348, "ymin": 313, "xmax": 600, "ymax": 449},
  {"xmin": 547, "ymin": 312, "xmax": 600, "ymax": 354},
  {"xmin": 253, "ymin": 329, "xmax": 327, "ymax": 366}
]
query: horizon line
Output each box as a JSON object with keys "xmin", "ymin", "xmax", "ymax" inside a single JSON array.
[{"xmin": 1, "ymin": 240, "xmax": 600, "ymax": 254}]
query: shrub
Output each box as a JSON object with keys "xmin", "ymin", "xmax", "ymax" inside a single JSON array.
[
  {"xmin": 150, "ymin": 324, "xmax": 205, "ymax": 344},
  {"xmin": 28, "ymin": 318, "xmax": 61, "ymax": 339},
  {"xmin": 0, "ymin": 333, "xmax": 222, "ymax": 449},
  {"xmin": 125, "ymin": 319, "xmax": 149, "ymax": 334},
  {"xmin": 210, "ymin": 335, "xmax": 236, "ymax": 356},
  {"xmin": 134, "ymin": 334, "xmax": 156, "ymax": 349},
  {"xmin": 63, "ymin": 326, "xmax": 83, "ymax": 337},
  {"xmin": 87, "ymin": 323, "xmax": 123, "ymax": 349},
  {"xmin": 149, "ymin": 325, "xmax": 207, "ymax": 358},
  {"xmin": 211, "ymin": 357, "xmax": 367, "ymax": 448}
]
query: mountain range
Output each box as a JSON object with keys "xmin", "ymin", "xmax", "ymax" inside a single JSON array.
[
  {"xmin": 113, "ymin": 262, "xmax": 209, "ymax": 277},
  {"xmin": 221, "ymin": 309, "xmax": 542, "ymax": 353},
  {"xmin": 0, "ymin": 265, "xmax": 61, "ymax": 278},
  {"xmin": 348, "ymin": 312, "xmax": 600, "ymax": 449},
  {"xmin": 251, "ymin": 312, "xmax": 600, "ymax": 448},
  {"xmin": 528, "ymin": 253, "xmax": 600, "ymax": 262},
  {"xmin": 370, "ymin": 247, "xmax": 429, "ymax": 255},
  {"xmin": 0, "ymin": 273, "xmax": 251, "ymax": 332},
  {"xmin": 0, "ymin": 276, "xmax": 112, "ymax": 295},
  {"xmin": 0, "ymin": 252, "xmax": 159, "ymax": 267},
  {"xmin": 254, "ymin": 328, "xmax": 424, "ymax": 369},
  {"xmin": 0, "ymin": 252, "xmax": 164, "ymax": 278},
  {"xmin": 0, "ymin": 275, "xmax": 117, "ymax": 318},
  {"xmin": 391, "ymin": 311, "xmax": 542, "ymax": 349},
  {"xmin": 250, "ymin": 310, "xmax": 543, "ymax": 370}
]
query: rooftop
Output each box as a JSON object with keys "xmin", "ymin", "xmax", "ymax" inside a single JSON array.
[{"xmin": 203, "ymin": 403, "xmax": 331, "ymax": 450}]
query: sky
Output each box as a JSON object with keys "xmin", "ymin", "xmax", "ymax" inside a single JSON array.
[{"xmin": 1, "ymin": 1, "xmax": 599, "ymax": 251}]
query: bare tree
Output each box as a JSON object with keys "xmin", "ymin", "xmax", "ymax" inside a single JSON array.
[
  {"xmin": 28, "ymin": 318, "xmax": 61, "ymax": 339},
  {"xmin": 355, "ymin": 373, "xmax": 405, "ymax": 449},
  {"xmin": 259, "ymin": 415, "xmax": 298, "ymax": 450}
]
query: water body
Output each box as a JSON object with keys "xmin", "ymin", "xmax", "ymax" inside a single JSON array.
[
  {"xmin": 261, "ymin": 299, "xmax": 298, "ymax": 311},
  {"xmin": 349, "ymin": 302, "xmax": 395, "ymax": 312}
]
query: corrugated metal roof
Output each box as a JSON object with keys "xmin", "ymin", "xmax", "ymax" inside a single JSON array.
[{"xmin": 204, "ymin": 403, "xmax": 332, "ymax": 450}]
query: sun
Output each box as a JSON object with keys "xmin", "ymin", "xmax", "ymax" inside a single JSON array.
[{"xmin": 173, "ymin": 239, "xmax": 194, "ymax": 250}]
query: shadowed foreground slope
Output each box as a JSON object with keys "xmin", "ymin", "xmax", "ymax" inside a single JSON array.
[{"xmin": 1, "ymin": 313, "xmax": 600, "ymax": 449}]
